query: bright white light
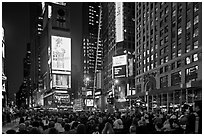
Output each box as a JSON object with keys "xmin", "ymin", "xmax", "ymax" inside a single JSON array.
[
  {"xmin": 86, "ymin": 77, "xmax": 90, "ymax": 81},
  {"xmin": 115, "ymin": 79, "xmax": 119, "ymax": 84}
]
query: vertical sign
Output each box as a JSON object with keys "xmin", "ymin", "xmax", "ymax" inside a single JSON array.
[{"xmin": 115, "ymin": 2, "xmax": 124, "ymax": 43}]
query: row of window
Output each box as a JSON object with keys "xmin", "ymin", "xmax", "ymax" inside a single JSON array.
[{"xmin": 136, "ymin": 65, "xmax": 199, "ymax": 92}]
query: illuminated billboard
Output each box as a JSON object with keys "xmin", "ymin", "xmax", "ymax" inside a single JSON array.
[
  {"xmin": 113, "ymin": 65, "xmax": 126, "ymax": 78},
  {"xmin": 112, "ymin": 54, "xmax": 127, "ymax": 67},
  {"xmin": 51, "ymin": 36, "xmax": 71, "ymax": 71},
  {"xmin": 85, "ymin": 99, "xmax": 93, "ymax": 106},
  {"xmin": 52, "ymin": 74, "xmax": 71, "ymax": 89},
  {"xmin": 115, "ymin": 2, "xmax": 124, "ymax": 43}
]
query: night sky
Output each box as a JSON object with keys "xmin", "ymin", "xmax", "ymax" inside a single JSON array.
[{"xmin": 2, "ymin": 2, "xmax": 82, "ymax": 100}]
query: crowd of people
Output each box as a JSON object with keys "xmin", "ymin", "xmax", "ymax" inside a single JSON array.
[{"xmin": 4, "ymin": 104, "xmax": 201, "ymax": 134}]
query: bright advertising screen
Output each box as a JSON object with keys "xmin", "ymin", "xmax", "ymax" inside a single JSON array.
[
  {"xmin": 115, "ymin": 2, "xmax": 124, "ymax": 43},
  {"xmin": 112, "ymin": 54, "xmax": 127, "ymax": 67},
  {"xmin": 51, "ymin": 36, "xmax": 71, "ymax": 71}
]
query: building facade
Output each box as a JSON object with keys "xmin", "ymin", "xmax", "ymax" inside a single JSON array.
[
  {"xmin": 81, "ymin": 2, "xmax": 103, "ymax": 109},
  {"xmin": 39, "ymin": 2, "xmax": 74, "ymax": 108},
  {"xmin": 132, "ymin": 2, "xmax": 202, "ymax": 112},
  {"xmin": 101, "ymin": 2, "xmax": 135, "ymax": 109}
]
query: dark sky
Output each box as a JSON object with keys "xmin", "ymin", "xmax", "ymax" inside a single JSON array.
[
  {"xmin": 2, "ymin": 2, "xmax": 82, "ymax": 100},
  {"xmin": 2, "ymin": 2, "xmax": 30, "ymax": 100}
]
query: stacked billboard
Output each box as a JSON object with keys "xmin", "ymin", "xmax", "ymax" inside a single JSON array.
[
  {"xmin": 51, "ymin": 35, "xmax": 71, "ymax": 89},
  {"xmin": 112, "ymin": 54, "xmax": 127, "ymax": 78}
]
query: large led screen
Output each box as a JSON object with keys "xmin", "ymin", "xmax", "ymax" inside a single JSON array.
[
  {"xmin": 115, "ymin": 2, "xmax": 124, "ymax": 43},
  {"xmin": 52, "ymin": 74, "xmax": 71, "ymax": 89},
  {"xmin": 51, "ymin": 36, "xmax": 71, "ymax": 71}
]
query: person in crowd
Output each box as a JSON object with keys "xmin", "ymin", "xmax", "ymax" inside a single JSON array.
[
  {"xmin": 102, "ymin": 122, "xmax": 114, "ymax": 134},
  {"xmin": 195, "ymin": 104, "xmax": 202, "ymax": 134},
  {"xmin": 29, "ymin": 127, "xmax": 41, "ymax": 134},
  {"xmin": 48, "ymin": 127, "xmax": 59, "ymax": 134},
  {"xmin": 54, "ymin": 118, "xmax": 65, "ymax": 133},
  {"xmin": 68, "ymin": 121, "xmax": 78, "ymax": 134},
  {"xmin": 16, "ymin": 123, "xmax": 29, "ymax": 134},
  {"xmin": 76, "ymin": 123, "xmax": 86, "ymax": 134},
  {"xmin": 185, "ymin": 107, "xmax": 196, "ymax": 134},
  {"xmin": 63, "ymin": 123, "xmax": 70, "ymax": 134}
]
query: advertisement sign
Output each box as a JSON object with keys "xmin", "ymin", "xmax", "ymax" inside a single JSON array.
[
  {"xmin": 113, "ymin": 65, "xmax": 126, "ymax": 78},
  {"xmin": 54, "ymin": 94, "xmax": 70, "ymax": 104},
  {"xmin": 51, "ymin": 36, "xmax": 71, "ymax": 71},
  {"xmin": 128, "ymin": 58, "xmax": 134, "ymax": 77},
  {"xmin": 52, "ymin": 74, "xmax": 71, "ymax": 89},
  {"xmin": 112, "ymin": 54, "xmax": 127, "ymax": 67},
  {"xmin": 86, "ymin": 99, "xmax": 94, "ymax": 106},
  {"xmin": 115, "ymin": 2, "xmax": 124, "ymax": 43}
]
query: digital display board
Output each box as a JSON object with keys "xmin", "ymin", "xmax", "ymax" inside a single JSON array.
[
  {"xmin": 52, "ymin": 74, "xmax": 71, "ymax": 89},
  {"xmin": 85, "ymin": 99, "xmax": 93, "ymax": 106},
  {"xmin": 51, "ymin": 36, "xmax": 71, "ymax": 71},
  {"xmin": 115, "ymin": 2, "xmax": 124, "ymax": 43},
  {"xmin": 112, "ymin": 54, "xmax": 127, "ymax": 67},
  {"xmin": 113, "ymin": 65, "xmax": 126, "ymax": 78}
]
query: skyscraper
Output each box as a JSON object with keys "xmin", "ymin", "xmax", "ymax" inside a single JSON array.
[
  {"xmin": 101, "ymin": 2, "xmax": 135, "ymax": 109},
  {"xmin": 132, "ymin": 2, "xmax": 202, "ymax": 112},
  {"xmin": 81, "ymin": 2, "xmax": 103, "ymax": 108},
  {"xmin": 39, "ymin": 2, "xmax": 73, "ymax": 108}
]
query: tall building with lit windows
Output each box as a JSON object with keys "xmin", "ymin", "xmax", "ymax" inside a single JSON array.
[
  {"xmin": 81, "ymin": 2, "xmax": 103, "ymax": 108},
  {"xmin": 39, "ymin": 2, "xmax": 74, "ymax": 108},
  {"xmin": 132, "ymin": 2, "xmax": 202, "ymax": 112},
  {"xmin": 101, "ymin": 2, "xmax": 135, "ymax": 109}
]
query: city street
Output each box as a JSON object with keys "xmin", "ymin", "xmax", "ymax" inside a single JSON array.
[{"xmin": 2, "ymin": 2, "xmax": 202, "ymax": 134}]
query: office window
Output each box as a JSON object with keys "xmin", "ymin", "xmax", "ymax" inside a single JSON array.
[
  {"xmin": 178, "ymin": 27, "xmax": 182, "ymax": 35},
  {"xmin": 186, "ymin": 32, "xmax": 191, "ymax": 41},
  {"xmin": 186, "ymin": 44, "xmax": 191, "ymax": 53},
  {"xmin": 171, "ymin": 71, "xmax": 181, "ymax": 86},
  {"xmin": 147, "ymin": 65, "xmax": 150, "ymax": 71},
  {"xmin": 151, "ymin": 63, "xmax": 154, "ymax": 69},
  {"xmin": 193, "ymin": 28, "xmax": 199, "ymax": 37},
  {"xmin": 160, "ymin": 39, "xmax": 164, "ymax": 46},
  {"xmin": 151, "ymin": 55, "xmax": 154, "ymax": 61},
  {"xmin": 144, "ymin": 59, "xmax": 146, "ymax": 65},
  {"xmin": 193, "ymin": 40, "xmax": 198, "ymax": 49},
  {"xmin": 160, "ymin": 58, "xmax": 164, "ymax": 65},
  {"xmin": 194, "ymin": 16, "xmax": 199, "ymax": 25},
  {"xmin": 177, "ymin": 60, "xmax": 182, "ymax": 68},
  {"xmin": 155, "ymin": 53, "xmax": 158, "ymax": 58},
  {"xmin": 147, "ymin": 57, "xmax": 149, "ymax": 63},
  {"xmin": 178, "ymin": 37, "xmax": 182, "ymax": 45},
  {"xmin": 144, "ymin": 67, "xmax": 146, "ymax": 72},
  {"xmin": 185, "ymin": 65, "xmax": 198, "ymax": 83},
  {"xmin": 172, "ymin": 41, "xmax": 176, "ymax": 49},
  {"xmin": 164, "ymin": 56, "xmax": 169, "ymax": 63},
  {"xmin": 164, "ymin": 36, "xmax": 168, "ymax": 43},
  {"xmin": 160, "ymin": 75, "xmax": 168, "ymax": 88},
  {"xmin": 194, "ymin": 3, "xmax": 199, "ymax": 12},
  {"xmin": 178, "ymin": 49, "xmax": 182, "ymax": 57},
  {"xmin": 186, "ymin": 21, "xmax": 191, "ymax": 30},
  {"xmin": 172, "ymin": 20, "xmax": 176, "ymax": 27},
  {"xmin": 172, "ymin": 9, "xmax": 176, "ymax": 17},
  {"xmin": 172, "ymin": 52, "xmax": 176, "ymax": 59},
  {"xmin": 185, "ymin": 56, "xmax": 191, "ymax": 65},
  {"xmin": 193, "ymin": 53, "xmax": 198, "ymax": 62},
  {"xmin": 160, "ymin": 48, "xmax": 164, "ymax": 56}
]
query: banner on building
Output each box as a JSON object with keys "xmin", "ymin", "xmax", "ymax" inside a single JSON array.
[
  {"xmin": 51, "ymin": 36, "xmax": 71, "ymax": 71},
  {"xmin": 115, "ymin": 2, "xmax": 124, "ymax": 43},
  {"xmin": 113, "ymin": 65, "xmax": 126, "ymax": 78}
]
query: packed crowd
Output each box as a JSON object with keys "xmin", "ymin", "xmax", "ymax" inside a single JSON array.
[{"xmin": 4, "ymin": 105, "xmax": 201, "ymax": 134}]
